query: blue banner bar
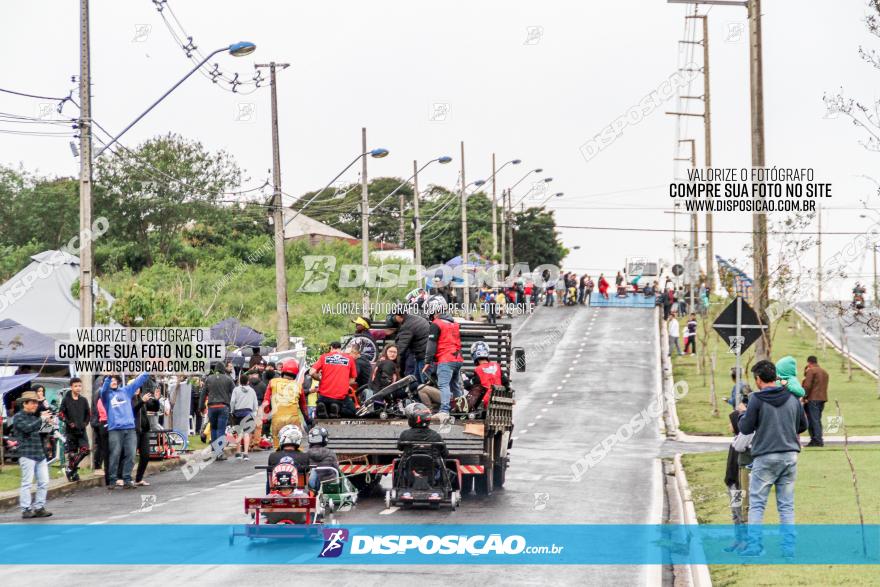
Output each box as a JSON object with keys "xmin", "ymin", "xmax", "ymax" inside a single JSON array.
[{"xmin": 0, "ymin": 525, "xmax": 877, "ymax": 565}]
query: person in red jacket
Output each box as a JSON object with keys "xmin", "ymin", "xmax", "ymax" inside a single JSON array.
[
  {"xmin": 422, "ymin": 294, "xmax": 463, "ymax": 416},
  {"xmin": 309, "ymin": 342, "xmax": 358, "ymax": 418},
  {"xmin": 598, "ymin": 273, "xmax": 610, "ymax": 300},
  {"xmin": 467, "ymin": 341, "xmax": 510, "ymax": 409}
]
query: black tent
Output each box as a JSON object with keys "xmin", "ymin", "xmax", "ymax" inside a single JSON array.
[
  {"xmin": 210, "ymin": 318, "xmax": 265, "ymax": 347},
  {"xmin": 0, "ymin": 319, "xmax": 66, "ymax": 366}
]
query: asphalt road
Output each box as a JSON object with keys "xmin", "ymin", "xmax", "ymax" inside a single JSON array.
[
  {"xmin": 0, "ymin": 305, "xmax": 708, "ymax": 586},
  {"xmin": 796, "ymin": 301, "xmax": 880, "ymax": 374}
]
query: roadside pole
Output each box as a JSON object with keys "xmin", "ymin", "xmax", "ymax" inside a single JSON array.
[
  {"xmin": 734, "ymin": 295, "xmax": 742, "ymax": 406},
  {"xmin": 460, "ymin": 141, "xmax": 471, "ymax": 316},
  {"xmin": 361, "ymin": 127, "xmax": 370, "ymax": 312},
  {"xmin": 491, "ymin": 153, "xmax": 498, "ymax": 257},
  {"xmin": 255, "ymin": 62, "xmax": 290, "ymax": 351},
  {"xmin": 413, "ymin": 159, "xmax": 422, "ymax": 267},
  {"xmin": 78, "ymin": 0, "xmax": 95, "ymax": 468}
]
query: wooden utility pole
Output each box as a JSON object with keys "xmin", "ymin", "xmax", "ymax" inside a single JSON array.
[
  {"xmin": 255, "ymin": 62, "xmax": 291, "ymax": 350},
  {"xmin": 78, "ymin": 0, "xmax": 95, "ymax": 467},
  {"xmin": 491, "ymin": 153, "xmax": 498, "ymax": 257},
  {"xmin": 749, "ymin": 0, "xmax": 770, "ymax": 361},
  {"xmin": 460, "ymin": 141, "xmax": 470, "ymax": 314},
  {"xmin": 413, "ymin": 159, "xmax": 423, "ymax": 268},
  {"xmin": 361, "ymin": 128, "xmax": 370, "ymax": 312},
  {"xmin": 817, "ymin": 205, "xmax": 824, "ymax": 349},
  {"xmin": 500, "ymin": 188, "xmax": 507, "ymax": 270}
]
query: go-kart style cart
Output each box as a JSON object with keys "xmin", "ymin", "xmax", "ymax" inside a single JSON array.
[
  {"xmin": 385, "ymin": 441, "xmax": 462, "ymax": 510},
  {"xmin": 312, "ymin": 466, "xmax": 359, "ymax": 518},
  {"xmin": 230, "ymin": 491, "xmax": 322, "ymax": 544}
]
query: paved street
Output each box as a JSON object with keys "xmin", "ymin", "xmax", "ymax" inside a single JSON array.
[
  {"xmin": 796, "ymin": 302, "xmax": 880, "ymax": 376},
  {"xmin": 0, "ymin": 304, "xmax": 701, "ymax": 586}
]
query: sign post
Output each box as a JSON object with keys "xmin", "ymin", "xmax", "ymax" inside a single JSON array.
[{"xmin": 713, "ymin": 295, "xmax": 769, "ymax": 406}]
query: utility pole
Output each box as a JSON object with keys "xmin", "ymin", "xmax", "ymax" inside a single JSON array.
[
  {"xmin": 749, "ymin": 0, "xmax": 770, "ymax": 361},
  {"xmin": 676, "ymin": 138, "xmax": 698, "ymax": 313},
  {"xmin": 78, "ymin": 0, "xmax": 95, "ymax": 467},
  {"xmin": 361, "ymin": 127, "xmax": 370, "ymax": 312},
  {"xmin": 507, "ymin": 188, "xmax": 515, "ymax": 271},
  {"xmin": 817, "ymin": 204, "xmax": 823, "ymax": 349},
  {"xmin": 874, "ymin": 243, "xmax": 878, "ymax": 306},
  {"xmin": 500, "ymin": 188, "xmax": 507, "ymax": 272},
  {"xmin": 491, "ymin": 153, "xmax": 498, "ymax": 257},
  {"xmin": 686, "ymin": 12, "xmax": 715, "ymax": 290},
  {"xmin": 398, "ymin": 185, "xmax": 406, "ymax": 249},
  {"xmin": 255, "ymin": 62, "xmax": 291, "ymax": 350},
  {"xmin": 460, "ymin": 141, "xmax": 470, "ymax": 315},
  {"xmin": 412, "ymin": 159, "xmax": 423, "ymax": 268}
]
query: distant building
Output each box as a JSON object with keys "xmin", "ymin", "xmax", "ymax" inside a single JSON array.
[{"xmin": 282, "ymin": 209, "xmax": 400, "ymax": 249}]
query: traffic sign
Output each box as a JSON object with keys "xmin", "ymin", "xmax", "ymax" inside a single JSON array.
[
  {"xmin": 712, "ymin": 297, "xmax": 767, "ymax": 355},
  {"xmin": 672, "ymin": 264, "xmax": 684, "ymax": 277}
]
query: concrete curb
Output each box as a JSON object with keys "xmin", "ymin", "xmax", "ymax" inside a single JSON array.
[
  {"xmin": 0, "ymin": 446, "xmax": 236, "ymax": 512},
  {"xmin": 659, "ymin": 311, "xmax": 681, "ymax": 438},
  {"xmin": 673, "ymin": 453, "xmax": 713, "ymax": 587},
  {"xmin": 675, "ymin": 430, "xmax": 880, "ymax": 445}
]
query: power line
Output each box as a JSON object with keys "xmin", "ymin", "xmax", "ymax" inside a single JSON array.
[{"xmin": 554, "ymin": 224, "xmax": 879, "ymax": 236}]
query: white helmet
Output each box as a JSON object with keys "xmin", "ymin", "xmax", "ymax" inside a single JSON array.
[
  {"xmin": 423, "ymin": 294, "xmax": 448, "ymax": 316},
  {"xmin": 278, "ymin": 424, "xmax": 303, "ymax": 447},
  {"xmin": 470, "ymin": 341, "xmax": 490, "ymax": 364}
]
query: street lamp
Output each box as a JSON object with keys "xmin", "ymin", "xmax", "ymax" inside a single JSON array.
[
  {"xmin": 513, "ymin": 177, "xmax": 554, "ymax": 208},
  {"xmin": 284, "ymin": 146, "xmax": 390, "ymax": 230},
  {"xmin": 96, "ymin": 42, "xmax": 258, "ymax": 156},
  {"xmin": 537, "ymin": 192, "xmax": 564, "ymax": 207},
  {"xmin": 488, "ymin": 157, "xmax": 521, "ymax": 255},
  {"xmin": 501, "ymin": 167, "xmax": 542, "ymax": 269}
]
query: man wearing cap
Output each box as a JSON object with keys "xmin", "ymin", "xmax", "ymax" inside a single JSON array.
[
  {"xmin": 351, "ymin": 317, "xmax": 375, "ymax": 341},
  {"xmin": 14, "ymin": 391, "xmax": 53, "ymax": 518}
]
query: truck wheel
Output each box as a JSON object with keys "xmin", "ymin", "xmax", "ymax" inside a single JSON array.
[
  {"xmin": 384, "ymin": 491, "xmax": 392, "ymax": 509},
  {"xmin": 475, "ymin": 469, "xmax": 494, "ymax": 496},
  {"xmin": 493, "ymin": 457, "xmax": 507, "ymax": 488},
  {"xmin": 461, "ymin": 475, "xmax": 475, "ymax": 495}
]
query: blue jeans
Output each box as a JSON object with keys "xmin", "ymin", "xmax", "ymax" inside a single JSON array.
[
  {"xmin": 208, "ymin": 406, "xmax": 230, "ymax": 455},
  {"xmin": 19, "ymin": 457, "xmax": 49, "ymax": 511},
  {"xmin": 108, "ymin": 428, "xmax": 137, "ymax": 484},
  {"xmin": 436, "ymin": 361, "xmax": 463, "ymax": 413},
  {"xmin": 748, "ymin": 451, "xmax": 798, "ymax": 550}
]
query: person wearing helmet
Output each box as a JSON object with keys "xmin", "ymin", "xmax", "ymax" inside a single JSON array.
[
  {"xmin": 267, "ymin": 424, "xmax": 309, "ymax": 494},
  {"xmin": 465, "ymin": 341, "xmax": 510, "ymax": 410},
  {"xmin": 261, "ymin": 359, "xmax": 310, "ymax": 449},
  {"xmin": 423, "ymin": 295, "xmax": 463, "ymax": 417},
  {"xmin": 396, "ymin": 403, "xmax": 448, "ymax": 458},
  {"xmin": 309, "ymin": 342, "xmax": 358, "ymax": 418},
  {"xmin": 306, "ymin": 427, "xmax": 339, "ymax": 492},
  {"xmin": 390, "ymin": 305, "xmax": 431, "ymax": 384}
]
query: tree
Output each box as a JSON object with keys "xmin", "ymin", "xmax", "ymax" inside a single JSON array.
[
  {"xmin": 94, "ymin": 133, "xmax": 242, "ymax": 268},
  {"xmin": 511, "ymin": 207, "xmax": 569, "ymax": 268}
]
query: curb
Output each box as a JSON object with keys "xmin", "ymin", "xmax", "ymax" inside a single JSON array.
[
  {"xmin": 659, "ymin": 311, "xmax": 681, "ymax": 438},
  {"xmin": 0, "ymin": 446, "xmax": 235, "ymax": 512},
  {"xmin": 675, "ymin": 430, "xmax": 880, "ymax": 445},
  {"xmin": 673, "ymin": 453, "xmax": 713, "ymax": 587}
]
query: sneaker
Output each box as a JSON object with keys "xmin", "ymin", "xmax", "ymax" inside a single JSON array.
[
  {"xmin": 106, "ymin": 484, "xmax": 116, "ymax": 490},
  {"xmin": 71, "ymin": 472, "xmax": 80, "ymax": 482},
  {"xmin": 242, "ymin": 454, "xmax": 250, "ymax": 461},
  {"xmin": 122, "ymin": 482, "xmax": 135, "ymax": 489},
  {"xmin": 235, "ymin": 453, "xmax": 242, "ymax": 460},
  {"xmin": 64, "ymin": 468, "xmax": 73, "ymax": 481},
  {"xmin": 738, "ymin": 545, "xmax": 765, "ymax": 557},
  {"xmin": 33, "ymin": 508, "xmax": 53, "ymax": 518},
  {"xmin": 116, "ymin": 479, "xmax": 124, "ymax": 487},
  {"xmin": 21, "ymin": 509, "xmax": 35, "ymax": 519}
]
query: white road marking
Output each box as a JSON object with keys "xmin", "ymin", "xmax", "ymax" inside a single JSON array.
[
  {"xmin": 541, "ymin": 408, "xmax": 548, "ymax": 412},
  {"xmin": 379, "ymin": 507, "xmax": 399, "ymax": 515},
  {"xmin": 547, "ymin": 400, "xmax": 554, "ymax": 405},
  {"xmin": 536, "ymin": 415, "xmax": 542, "ymax": 419},
  {"xmin": 527, "ymin": 422, "xmax": 536, "ymax": 427},
  {"xmin": 552, "ymin": 393, "xmax": 558, "ymax": 397}
]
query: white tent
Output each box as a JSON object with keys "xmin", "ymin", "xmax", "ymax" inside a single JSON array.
[{"xmin": 0, "ymin": 250, "xmax": 115, "ymax": 340}]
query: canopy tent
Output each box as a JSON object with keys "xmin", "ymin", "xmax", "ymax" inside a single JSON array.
[
  {"xmin": 0, "ymin": 319, "xmax": 66, "ymax": 367},
  {"xmin": 0, "ymin": 250, "xmax": 115, "ymax": 340},
  {"xmin": 210, "ymin": 318, "xmax": 265, "ymax": 347},
  {"xmin": 0, "ymin": 373, "xmax": 38, "ymax": 399}
]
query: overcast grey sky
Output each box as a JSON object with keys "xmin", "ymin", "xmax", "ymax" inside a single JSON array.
[{"xmin": 2, "ymin": 0, "xmax": 878, "ymax": 298}]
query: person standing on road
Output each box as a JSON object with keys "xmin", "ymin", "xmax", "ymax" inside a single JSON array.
[
  {"xmin": 231, "ymin": 373, "xmax": 259, "ymax": 460},
  {"xmin": 263, "ymin": 360, "xmax": 310, "ymax": 445},
  {"xmin": 90, "ymin": 391, "xmax": 108, "ymax": 475},
  {"xmin": 309, "ymin": 342, "xmax": 358, "ymax": 418},
  {"xmin": 132, "ymin": 386, "xmax": 159, "ymax": 486},
  {"xmin": 423, "ymin": 295, "xmax": 464, "ymax": 417},
  {"xmin": 202, "ymin": 362, "xmax": 234, "ymax": 461},
  {"xmin": 59, "ymin": 377, "xmax": 91, "ymax": 482},
  {"xmin": 598, "ymin": 274, "xmax": 610, "ymax": 300},
  {"xmin": 737, "ymin": 360, "xmax": 808, "ymax": 557},
  {"xmin": 247, "ymin": 372, "xmax": 267, "ymax": 449},
  {"xmin": 14, "ymin": 391, "xmax": 53, "ymax": 518},
  {"xmin": 100, "ymin": 372, "xmax": 150, "ymax": 488},
  {"xmin": 667, "ymin": 313, "xmax": 683, "ymax": 357},
  {"xmin": 801, "ymin": 356, "xmax": 829, "ymax": 447}
]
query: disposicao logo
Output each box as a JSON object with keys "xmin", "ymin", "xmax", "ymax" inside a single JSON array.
[
  {"xmin": 319, "ymin": 528, "xmax": 349, "ymax": 558},
  {"xmin": 349, "ymin": 534, "xmax": 528, "ymax": 556}
]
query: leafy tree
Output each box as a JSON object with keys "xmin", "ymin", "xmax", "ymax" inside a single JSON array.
[{"xmin": 94, "ymin": 133, "xmax": 243, "ymax": 267}]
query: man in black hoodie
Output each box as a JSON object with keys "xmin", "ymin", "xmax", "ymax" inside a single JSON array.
[
  {"xmin": 59, "ymin": 378, "xmax": 90, "ymax": 481},
  {"xmin": 737, "ymin": 360, "xmax": 808, "ymax": 557},
  {"xmin": 391, "ymin": 308, "xmax": 431, "ymax": 383}
]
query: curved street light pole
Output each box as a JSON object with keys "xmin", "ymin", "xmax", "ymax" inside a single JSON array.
[{"xmin": 95, "ymin": 42, "xmax": 256, "ymax": 157}]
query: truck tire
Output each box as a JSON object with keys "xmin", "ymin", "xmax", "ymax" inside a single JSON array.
[{"xmin": 493, "ymin": 456, "xmax": 507, "ymax": 488}]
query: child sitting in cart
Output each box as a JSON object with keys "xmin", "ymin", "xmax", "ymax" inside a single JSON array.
[
  {"xmin": 306, "ymin": 427, "xmax": 339, "ymax": 492},
  {"xmin": 267, "ymin": 424, "xmax": 309, "ymax": 494},
  {"xmin": 462, "ymin": 341, "xmax": 510, "ymax": 412}
]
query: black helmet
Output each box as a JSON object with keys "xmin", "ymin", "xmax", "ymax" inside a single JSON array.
[
  {"xmin": 405, "ymin": 402, "xmax": 432, "ymax": 428},
  {"xmin": 308, "ymin": 426, "xmax": 329, "ymax": 446}
]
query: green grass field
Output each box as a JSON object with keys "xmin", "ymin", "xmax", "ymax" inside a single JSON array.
[
  {"xmin": 672, "ymin": 308, "xmax": 880, "ymax": 437},
  {"xmin": 682, "ymin": 446, "xmax": 880, "ymax": 585}
]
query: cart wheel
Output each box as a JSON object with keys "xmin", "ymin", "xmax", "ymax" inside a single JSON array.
[
  {"xmin": 451, "ymin": 491, "xmax": 460, "ymax": 510},
  {"xmin": 385, "ymin": 491, "xmax": 392, "ymax": 509}
]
